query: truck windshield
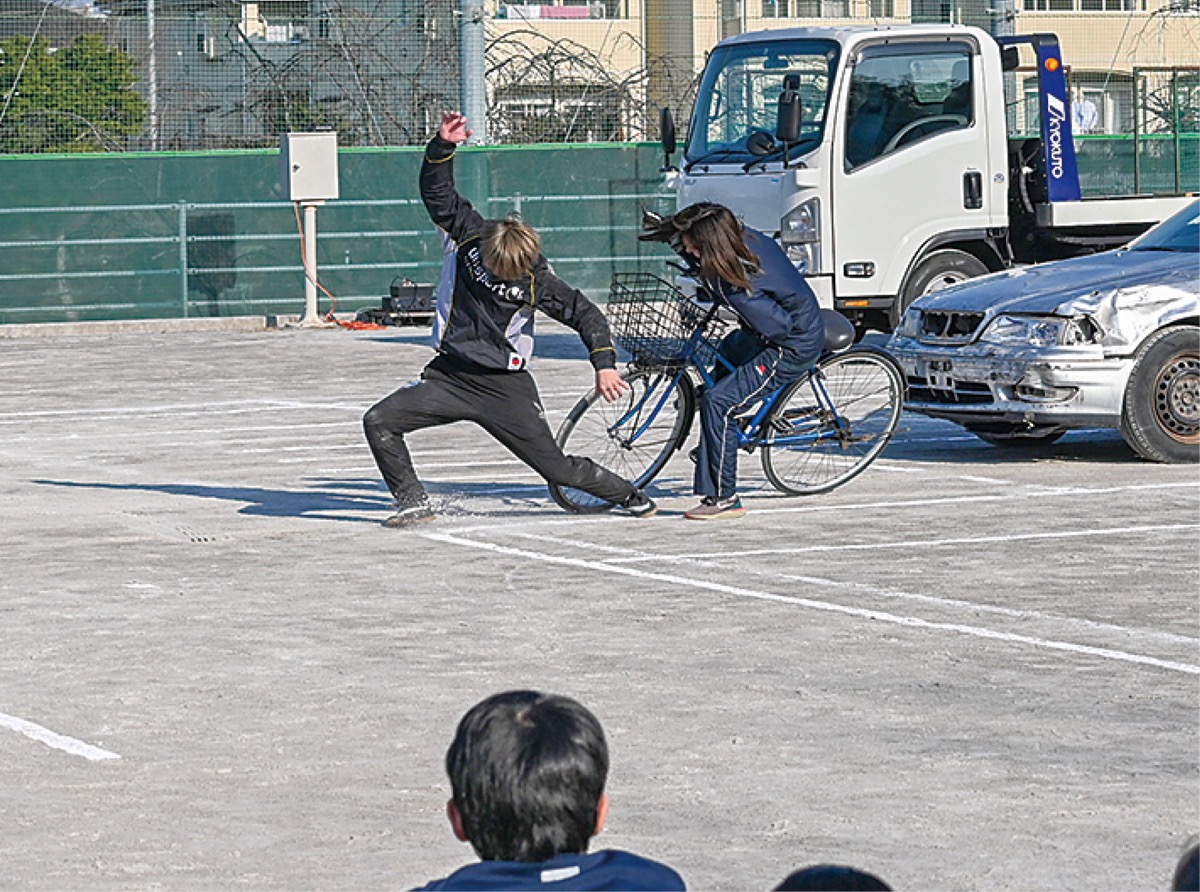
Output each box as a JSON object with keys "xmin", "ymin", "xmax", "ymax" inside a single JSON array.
[{"xmin": 686, "ymin": 38, "xmax": 840, "ymax": 167}]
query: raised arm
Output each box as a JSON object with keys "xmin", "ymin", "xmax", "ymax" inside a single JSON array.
[{"xmin": 420, "ymin": 111, "xmax": 485, "ymax": 244}]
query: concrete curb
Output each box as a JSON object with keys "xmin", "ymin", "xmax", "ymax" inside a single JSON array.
[{"xmin": 0, "ymin": 315, "xmax": 352, "ymax": 339}]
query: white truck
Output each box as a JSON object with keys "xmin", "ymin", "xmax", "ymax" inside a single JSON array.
[{"xmin": 658, "ymin": 24, "xmax": 1192, "ymax": 333}]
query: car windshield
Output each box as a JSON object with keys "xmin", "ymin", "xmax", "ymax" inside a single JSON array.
[
  {"xmin": 685, "ymin": 38, "xmax": 840, "ymax": 167},
  {"xmin": 1128, "ymin": 200, "xmax": 1200, "ymax": 253}
]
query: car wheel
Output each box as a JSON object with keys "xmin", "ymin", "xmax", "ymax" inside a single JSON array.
[
  {"xmin": 1119, "ymin": 326, "xmax": 1200, "ymax": 464},
  {"xmin": 964, "ymin": 423, "xmax": 1065, "ymax": 447},
  {"xmin": 891, "ymin": 249, "xmax": 990, "ymax": 330}
]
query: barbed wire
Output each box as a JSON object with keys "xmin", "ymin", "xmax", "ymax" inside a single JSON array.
[{"xmin": 0, "ymin": 1, "xmax": 1194, "ymax": 153}]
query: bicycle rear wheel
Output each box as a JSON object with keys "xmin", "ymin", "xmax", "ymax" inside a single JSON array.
[
  {"xmin": 549, "ymin": 368, "xmax": 695, "ymax": 513},
  {"xmin": 761, "ymin": 347, "xmax": 903, "ymax": 495}
]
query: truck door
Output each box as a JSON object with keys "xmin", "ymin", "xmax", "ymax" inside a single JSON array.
[{"xmin": 832, "ymin": 39, "xmax": 993, "ymax": 318}]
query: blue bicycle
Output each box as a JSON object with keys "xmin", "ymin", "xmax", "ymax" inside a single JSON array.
[{"xmin": 549, "ymin": 272, "xmax": 905, "ymax": 513}]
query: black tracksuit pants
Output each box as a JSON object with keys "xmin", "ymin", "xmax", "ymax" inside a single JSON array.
[{"xmin": 363, "ymin": 354, "xmax": 636, "ymax": 509}]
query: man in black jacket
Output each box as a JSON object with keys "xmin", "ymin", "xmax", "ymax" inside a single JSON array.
[{"xmin": 363, "ymin": 111, "xmax": 656, "ymax": 527}]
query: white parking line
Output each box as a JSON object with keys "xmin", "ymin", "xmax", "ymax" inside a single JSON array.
[
  {"xmin": 424, "ymin": 471, "xmax": 546, "ymax": 483},
  {"xmin": 0, "ymin": 421, "xmax": 362, "ymax": 447},
  {"xmin": 606, "ymin": 523, "xmax": 1200, "ymax": 562},
  {"xmin": 747, "ymin": 480, "xmax": 1198, "ymax": 516},
  {"xmin": 0, "ymin": 399, "xmax": 370, "ymax": 424},
  {"xmin": 421, "ymin": 530, "xmax": 1200, "ymax": 676},
  {"xmin": 438, "ymin": 479, "xmax": 1199, "ymax": 536},
  {"xmin": 494, "ymin": 527, "xmax": 1197, "ymax": 647},
  {"xmin": 0, "ymin": 712, "xmax": 120, "ymax": 761}
]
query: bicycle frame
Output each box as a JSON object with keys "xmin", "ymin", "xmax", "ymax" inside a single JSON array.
[
  {"xmin": 611, "ymin": 303, "xmax": 849, "ymax": 455},
  {"xmin": 550, "ymin": 275, "xmax": 903, "ymax": 511}
]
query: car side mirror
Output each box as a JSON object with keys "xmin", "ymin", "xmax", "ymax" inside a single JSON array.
[
  {"xmin": 747, "ymin": 130, "xmax": 777, "ymax": 156},
  {"xmin": 660, "ymin": 107, "xmax": 677, "ymax": 171}
]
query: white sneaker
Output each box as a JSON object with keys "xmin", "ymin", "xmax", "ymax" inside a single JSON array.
[{"xmin": 382, "ymin": 502, "xmax": 435, "ymax": 528}]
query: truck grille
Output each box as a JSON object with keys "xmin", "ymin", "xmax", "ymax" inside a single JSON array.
[{"xmin": 917, "ymin": 310, "xmax": 986, "ymax": 344}]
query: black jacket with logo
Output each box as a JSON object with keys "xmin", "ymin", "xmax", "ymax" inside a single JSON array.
[{"xmin": 420, "ymin": 135, "xmax": 618, "ymax": 373}]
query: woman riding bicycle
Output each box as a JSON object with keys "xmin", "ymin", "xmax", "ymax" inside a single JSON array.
[{"xmin": 640, "ymin": 203, "xmax": 825, "ymax": 520}]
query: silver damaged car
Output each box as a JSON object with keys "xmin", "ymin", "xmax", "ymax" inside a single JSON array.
[{"xmin": 887, "ymin": 199, "xmax": 1199, "ymax": 463}]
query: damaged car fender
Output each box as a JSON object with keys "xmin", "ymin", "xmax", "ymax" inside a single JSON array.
[{"xmin": 886, "ymin": 199, "xmax": 1200, "ymax": 462}]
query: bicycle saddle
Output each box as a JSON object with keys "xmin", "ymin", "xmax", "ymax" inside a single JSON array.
[{"xmin": 822, "ymin": 309, "xmax": 856, "ymax": 352}]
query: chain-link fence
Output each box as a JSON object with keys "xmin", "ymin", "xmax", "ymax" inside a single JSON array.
[
  {"xmin": 0, "ymin": 1, "xmax": 462, "ymax": 151},
  {"xmin": 3, "ymin": 0, "xmax": 1196, "ymax": 154}
]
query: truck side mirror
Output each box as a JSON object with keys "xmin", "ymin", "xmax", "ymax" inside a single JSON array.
[
  {"xmin": 1001, "ymin": 46, "xmax": 1020, "ymax": 72},
  {"xmin": 776, "ymin": 89, "xmax": 802, "ymax": 145},
  {"xmin": 659, "ymin": 107, "xmax": 677, "ymax": 170}
]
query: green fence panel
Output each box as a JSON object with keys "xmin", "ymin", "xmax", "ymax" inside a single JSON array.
[
  {"xmin": 0, "ymin": 144, "xmax": 675, "ymax": 325},
  {"xmin": 1075, "ymin": 134, "xmax": 1200, "ymax": 196},
  {"xmin": 0, "ymin": 138, "xmax": 1192, "ymax": 325}
]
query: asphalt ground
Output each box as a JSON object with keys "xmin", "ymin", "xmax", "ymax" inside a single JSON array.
[{"xmin": 1, "ymin": 319, "xmax": 1197, "ymax": 891}]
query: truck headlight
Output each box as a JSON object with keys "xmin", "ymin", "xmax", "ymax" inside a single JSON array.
[
  {"xmin": 780, "ymin": 198, "xmax": 821, "ymax": 275},
  {"xmin": 979, "ymin": 314, "xmax": 1100, "ymax": 347}
]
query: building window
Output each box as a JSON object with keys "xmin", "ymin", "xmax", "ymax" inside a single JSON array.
[
  {"xmin": 241, "ymin": 1, "xmax": 310, "ymax": 42},
  {"xmin": 1022, "ymin": 0, "xmax": 1074, "ymax": 10},
  {"xmin": 1022, "ymin": 73, "xmax": 1134, "ymax": 135},
  {"xmin": 492, "ymin": 86, "xmax": 628, "ymax": 142},
  {"xmin": 1024, "ymin": 0, "xmax": 1144, "ymax": 9},
  {"xmin": 762, "ymin": 0, "xmax": 851, "ymax": 15},
  {"xmin": 500, "ymin": 0, "xmax": 624, "ymax": 17}
]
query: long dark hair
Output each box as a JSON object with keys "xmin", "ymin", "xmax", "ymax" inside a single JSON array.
[{"xmin": 640, "ymin": 202, "xmax": 760, "ymax": 291}]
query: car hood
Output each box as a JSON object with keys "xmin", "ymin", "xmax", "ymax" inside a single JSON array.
[{"xmin": 913, "ymin": 249, "xmax": 1199, "ymax": 350}]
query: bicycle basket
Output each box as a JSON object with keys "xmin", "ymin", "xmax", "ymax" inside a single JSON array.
[{"xmin": 606, "ymin": 272, "xmax": 722, "ymax": 367}]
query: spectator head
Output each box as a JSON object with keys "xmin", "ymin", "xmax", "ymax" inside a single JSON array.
[
  {"xmin": 444, "ymin": 690, "xmax": 610, "ymax": 863},
  {"xmin": 481, "ymin": 213, "xmax": 541, "ymax": 281},
  {"xmin": 774, "ymin": 864, "xmax": 892, "ymax": 891},
  {"xmin": 1174, "ymin": 838, "xmax": 1199, "ymax": 891},
  {"xmin": 639, "ymin": 202, "xmax": 760, "ymax": 291}
]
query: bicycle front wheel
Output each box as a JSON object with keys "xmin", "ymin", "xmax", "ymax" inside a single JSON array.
[
  {"xmin": 549, "ymin": 368, "xmax": 696, "ymax": 513},
  {"xmin": 761, "ymin": 348, "xmax": 903, "ymax": 495}
]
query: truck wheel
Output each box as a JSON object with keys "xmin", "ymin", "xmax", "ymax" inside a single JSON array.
[
  {"xmin": 1119, "ymin": 326, "xmax": 1200, "ymax": 464},
  {"xmin": 891, "ymin": 249, "xmax": 989, "ymax": 329}
]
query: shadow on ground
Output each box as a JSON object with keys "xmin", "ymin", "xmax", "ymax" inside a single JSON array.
[
  {"xmin": 884, "ymin": 422, "xmax": 1142, "ymax": 466},
  {"xmin": 31, "ymin": 477, "xmax": 567, "ymax": 524}
]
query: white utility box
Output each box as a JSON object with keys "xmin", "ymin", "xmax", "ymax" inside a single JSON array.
[{"xmin": 281, "ymin": 131, "xmax": 339, "ymax": 202}]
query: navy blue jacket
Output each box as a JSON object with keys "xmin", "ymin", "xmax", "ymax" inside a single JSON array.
[
  {"xmin": 414, "ymin": 849, "xmax": 686, "ymax": 891},
  {"xmin": 420, "ymin": 135, "xmax": 619, "ymax": 373},
  {"xmin": 705, "ymin": 227, "xmax": 825, "ymax": 366}
]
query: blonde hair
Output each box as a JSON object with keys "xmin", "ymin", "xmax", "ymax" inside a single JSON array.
[{"xmin": 481, "ymin": 218, "xmax": 541, "ymax": 281}]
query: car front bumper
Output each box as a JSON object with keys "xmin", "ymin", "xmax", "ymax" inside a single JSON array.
[{"xmin": 887, "ymin": 336, "xmax": 1133, "ymax": 431}]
